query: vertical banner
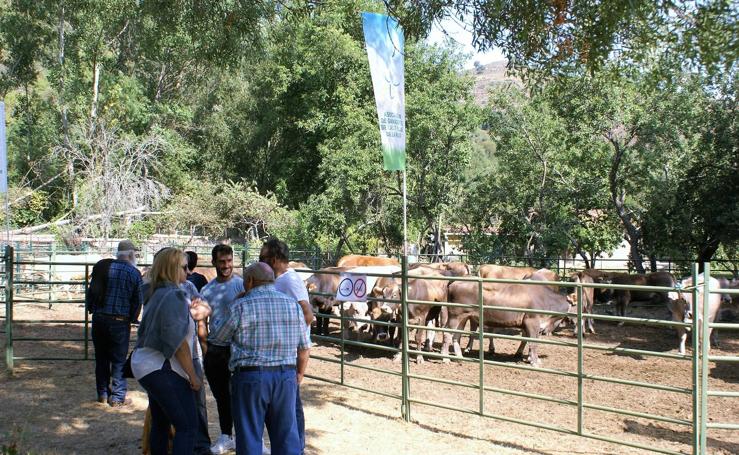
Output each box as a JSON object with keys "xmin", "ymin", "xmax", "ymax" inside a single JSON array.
[
  {"xmin": 362, "ymin": 12, "xmax": 406, "ymax": 171},
  {"xmin": 0, "ymin": 101, "xmax": 7, "ymax": 193}
]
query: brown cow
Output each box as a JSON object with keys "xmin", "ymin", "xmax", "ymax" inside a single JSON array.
[
  {"xmin": 460, "ymin": 268, "xmax": 559, "ymax": 352},
  {"xmin": 478, "ymin": 264, "xmax": 537, "ymax": 291},
  {"xmin": 478, "ymin": 264, "xmax": 537, "ymax": 280},
  {"xmin": 568, "ymin": 271, "xmax": 596, "ymax": 335},
  {"xmin": 288, "ymin": 261, "xmax": 309, "ymax": 270},
  {"xmin": 442, "ymin": 276, "xmax": 574, "ymax": 367},
  {"xmin": 716, "ymin": 277, "xmax": 734, "ymax": 305},
  {"xmin": 370, "ymin": 272, "xmax": 449, "ymax": 363},
  {"xmin": 410, "ymin": 262, "xmax": 470, "ymax": 276},
  {"xmin": 668, "ymin": 274, "xmax": 722, "ymax": 354},
  {"xmin": 523, "ymin": 268, "xmax": 560, "ymax": 292},
  {"xmin": 611, "ymin": 271, "xmax": 676, "ymax": 317},
  {"xmin": 580, "ymin": 268, "xmax": 615, "ymax": 304},
  {"xmin": 305, "ymin": 267, "xmax": 351, "ymax": 335},
  {"xmin": 337, "ymin": 254, "xmax": 400, "ymax": 267}
]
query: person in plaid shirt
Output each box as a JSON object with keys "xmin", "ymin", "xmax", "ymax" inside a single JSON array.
[
  {"xmin": 211, "ymin": 262, "xmax": 310, "ymax": 455},
  {"xmin": 88, "ymin": 239, "xmax": 144, "ymax": 407}
]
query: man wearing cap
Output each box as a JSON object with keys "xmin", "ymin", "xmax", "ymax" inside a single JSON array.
[
  {"xmin": 88, "ymin": 239, "xmax": 144, "ymax": 407},
  {"xmin": 211, "ymin": 262, "xmax": 311, "ymax": 455}
]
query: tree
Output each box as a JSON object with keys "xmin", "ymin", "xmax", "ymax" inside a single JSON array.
[
  {"xmin": 200, "ymin": 2, "xmax": 481, "ymax": 257},
  {"xmin": 159, "ymin": 180, "xmax": 298, "ymax": 242},
  {"xmin": 53, "ymin": 123, "xmax": 170, "ymax": 238},
  {"xmin": 457, "ymin": 85, "xmax": 622, "ymax": 266},
  {"xmin": 385, "ymin": 1, "xmax": 738, "ymax": 81},
  {"xmin": 641, "ymin": 76, "xmax": 738, "ymax": 269}
]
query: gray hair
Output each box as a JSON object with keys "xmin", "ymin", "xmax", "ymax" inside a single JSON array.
[
  {"xmin": 244, "ymin": 262, "xmax": 275, "ymax": 283},
  {"xmin": 116, "ymin": 250, "xmax": 137, "ymax": 266}
]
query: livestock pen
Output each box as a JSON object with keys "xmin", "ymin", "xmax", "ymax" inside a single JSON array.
[
  {"xmin": 303, "ymin": 262, "xmax": 738, "ymax": 455},
  {"xmin": 1, "ymin": 247, "xmax": 737, "ymax": 454}
]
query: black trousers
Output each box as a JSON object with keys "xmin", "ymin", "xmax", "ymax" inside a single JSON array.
[{"xmin": 204, "ymin": 343, "xmax": 232, "ymax": 436}]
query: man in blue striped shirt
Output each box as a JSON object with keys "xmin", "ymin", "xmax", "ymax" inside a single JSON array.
[
  {"xmin": 211, "ymin": 262, "xmax": 310, "ymax": 455},
  {"xmin": 88, "ymin": 239, "xmax": 143, "ymax": 407}
]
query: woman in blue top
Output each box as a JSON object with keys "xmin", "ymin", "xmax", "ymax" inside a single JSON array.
[{"xmin": 131, "ymin": 248, "xmax": 200, "ymax": 455}]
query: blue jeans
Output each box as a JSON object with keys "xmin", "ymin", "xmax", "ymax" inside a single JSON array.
[
  {"xmin": 194, "ymin": 361, "xmax": 211, "ymax": 454},
  {"xmin": 138, "ymin": 361, "xmax": 198, "ymax": 455},
  {"xmin": 296, "ymin": 387, "xmax": 305, "ymax": 453},
  {"xmin": 91, "ymin": 314, "xmax": 130, "ymax": 402},
  {"xmin": 231, "ymin": 368, "xmax": 300, "ymax": 455}
]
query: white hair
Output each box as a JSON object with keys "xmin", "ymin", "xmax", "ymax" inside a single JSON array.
[{"xmin": 117, "ymin": 250, "xmax": 137, "ymax": 266}]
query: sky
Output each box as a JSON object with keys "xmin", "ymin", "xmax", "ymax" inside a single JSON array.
[{"xmin": 426, "ymin": 16, "xmax": 505, "ymax": 69}]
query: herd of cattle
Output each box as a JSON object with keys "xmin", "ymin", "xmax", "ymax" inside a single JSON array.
[
  {"xmin": 188, "ymin": 254, "xmax": 736, "ymax": 367},
  {"xmin": 297, "ymin": 255, "xmax": 738, "ymax": 367}
]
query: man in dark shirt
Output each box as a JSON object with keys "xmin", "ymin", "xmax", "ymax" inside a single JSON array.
[
  {"xmin": 186, "ymin": 250, "xmax": 208, "ymax": 291},
  {"xmin": 88, "ymin": 239, "xmax": 144, "ymax": 407}
]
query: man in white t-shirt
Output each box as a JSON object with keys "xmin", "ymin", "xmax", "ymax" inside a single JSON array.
[
  {"xmin": 260, "ymin": 238, "xmax": 313, "ymax": 455},
  {"xmin": 201, "ymin": 244, "xmax": 245, "ymax": 455}
]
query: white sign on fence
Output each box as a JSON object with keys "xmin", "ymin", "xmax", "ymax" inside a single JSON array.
[{"xmin": 336, "ymin": 273, "xmax": 368, "ymax": 301}]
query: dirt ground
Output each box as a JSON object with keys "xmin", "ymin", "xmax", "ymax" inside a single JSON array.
[{"xmin": 1, "ymin": 299, "xmax": 737, "ymax": 455}]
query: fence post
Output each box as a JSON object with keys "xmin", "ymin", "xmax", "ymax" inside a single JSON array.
[
  {"xmin": 401, "ymin": 255, "xmax": 410, "ymax": 422},
  {"xmin": 691, "ymin": 263, "xmax": 700, "ymax": 454},
  {"xmin": 478, "ymin": 278, "xmax": 484, "ymax": 416},
  {"xmin": 84, "ymin": 264, "xmax": 90, "ymax": 360},
  {"xmin": 576, "ymin": 283, "xmax": 584, "ymax": 435},
  {"xmin": 5, "ymin": 245, "xmax": 14, "ymax": 373},
  {"xmin": 340, "ymin": 298, "xmax": 345, "ymax": 386},
  {"xmin": 699, "ymin": 263, "xmax": 711, "ymax": 454},
  {"xmin": 48, "ymin": 242, "xmax": 55, "ymax": 306}
]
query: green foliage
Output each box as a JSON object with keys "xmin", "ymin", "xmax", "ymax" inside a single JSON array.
[
  {"xmin": 158, "ymin": 180, "xmax": 298, "ymax": 242},
  {"xmin": 1, "ymin": 188, "xmax": 51, "ymax": 228},
  {"xmin": 458, "ymin": 85, "xmax": 622, "ymax": 264},
  {"xmin": 0, "ymin": 0, "xmax": 734, "ymax": 264},
  {"xmin": 387, "ymin": 1, "xmax": 738, "ymax": 81},
  {"xmin": 127, "ymin": 219, "xmax": 156, "ymax": 243}
]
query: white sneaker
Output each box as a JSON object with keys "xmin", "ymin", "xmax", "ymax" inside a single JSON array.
[
  {"xmin": 210, "ymin": 434, "xmax": 235, "ymax": 455},
  {"xmin": 262, "ymin": 440, "xmax": 271, "ymax": 455}
]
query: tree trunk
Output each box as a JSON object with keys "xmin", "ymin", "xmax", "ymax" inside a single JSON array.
[
  {"xmin": 90, "ymin": 60, "xmax": 100, "ymax": 124},
  {"xmin": 608, "ymin": 138, "xmax": 645, "ymax": 273},
  {"xmin": 578, "ymin": 251, "xmax": 592, "ymax": 269},
  {"xmin": 648, "ymin": 254, "xmax": 658, "ymax": 272},
  {"xmin": 432, "ymin": 213, "xmax": 443, "ymax": 262},
  {"xmin": 697, "ymin": 239, "xmax": 720, "ymax": 273},
  {"xmin": 58, "ymin": 3, "xmax": 70, "ymax": 149}
]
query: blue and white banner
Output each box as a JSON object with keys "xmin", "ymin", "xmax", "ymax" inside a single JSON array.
[
  {"xmin": 0, "ymin": 101, "xmax": 7, "ymax": 193},
  {"xmin": 362, "ymin": 12, "xmax": 406, "ymax": 171}
]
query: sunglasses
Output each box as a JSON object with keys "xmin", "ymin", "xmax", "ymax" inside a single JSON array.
[{"xmin": 181, "ymin": 265, "xmax": 189, "ymax": 272}]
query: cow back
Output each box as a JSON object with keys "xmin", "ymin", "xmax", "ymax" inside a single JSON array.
[
  {"xmin": 478, "ymin": 264, "xmax": 537, "ymax": 280},
  {"xmin": 337, "ymin": 254, "xmax": 400, "ymax": 267},
  {"xmin": 646, "ymin": 271, "xmax": 676, "ymax": 288}
]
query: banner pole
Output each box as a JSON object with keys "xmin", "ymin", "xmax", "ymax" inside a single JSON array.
[
  {"xmin": 402, "ymin": 170, "xmax": 407, "ymax": 256},
  {"xmin": 0, "ymin": 101, "xmax": 8, "ymax": 246}
]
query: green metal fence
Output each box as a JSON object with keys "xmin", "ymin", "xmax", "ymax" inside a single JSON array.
[
  {"xmin": 302, "ymin": 259, "xmax": 737, "ymax": 455},
  {"xmin": 2, "ymin": 247, "xmax": 737, "ymax": 454}
]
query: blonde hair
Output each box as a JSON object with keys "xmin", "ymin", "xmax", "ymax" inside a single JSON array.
[{"xmin": 148, "ymin": 247, "xmax": 186, "ymax": 295}]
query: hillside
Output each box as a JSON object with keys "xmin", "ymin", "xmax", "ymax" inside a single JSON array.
[{"xmin": 467, "ymin": 60, "xmax": 520, "ymax": 105}]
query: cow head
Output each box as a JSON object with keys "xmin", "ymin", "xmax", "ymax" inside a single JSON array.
[{"xmin": 668, "ymin": 287, "xmax": 693, "ymax": 323}]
